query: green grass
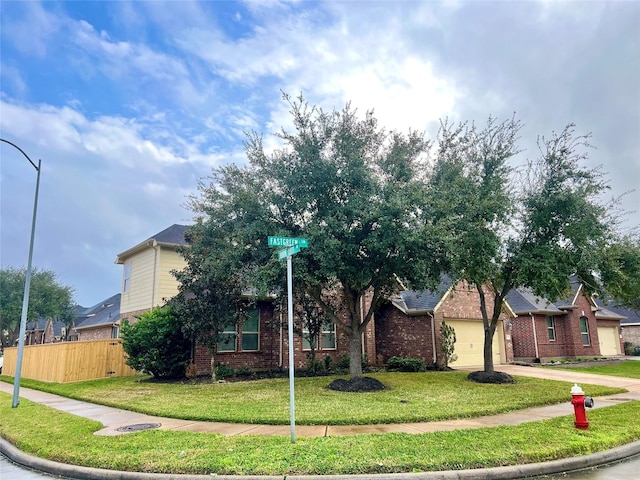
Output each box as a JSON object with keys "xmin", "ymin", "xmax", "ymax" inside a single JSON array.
[
  {"xmin": 544, "ymin": 360, "xmax": 640, "ymax": 379},
  {"xmin": 1, "ymin": 372, "xmax": 624, "ymax": 425},
  {"xmin": 1, "ymin": 393, "xmax": 639, "ymax": 476}
]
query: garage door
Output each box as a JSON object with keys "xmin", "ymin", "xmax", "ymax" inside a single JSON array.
[
  {"xmin": 446, "ymin": 319, "xmax": 502, "ymax": 367},
  {"xmin": 597, "ymin": 327, "xmax": 620, "ymax": 356}
]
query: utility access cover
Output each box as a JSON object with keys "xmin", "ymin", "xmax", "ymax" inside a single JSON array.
[{"xmin": 116, "ymin": 423, "xmax": 161, "ymax": 432}]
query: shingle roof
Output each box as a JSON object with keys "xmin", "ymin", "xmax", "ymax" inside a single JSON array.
[
  {"xmin": 74, "ymin": 293, "xmax": 121, "ymax": 329},
  {"xmin": 391, "ymin": 276, "xmax": 453, "ymax": 314},
  {"xmin": 598, "ymin": 304, "xmax": 638, "ymax": 325},
  {"xmin": 505, "ymin": 288, "xmax": 564, "ymax": 315},
  {"xmin": 152, "ymin": 224, "xmax": 189, "ymax": 245}
]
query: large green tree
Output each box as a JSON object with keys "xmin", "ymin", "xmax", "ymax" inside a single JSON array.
[
  {"xmin": 429, "ymin": 121, "xmax": 620, "ymax": 380},
  {"xmin": 0, "ymin": 267, "xmax": 75, "ymax": 348},
  {"xmin": 182, "ymin": 94, "xmax": 441, "ymax": 379}
]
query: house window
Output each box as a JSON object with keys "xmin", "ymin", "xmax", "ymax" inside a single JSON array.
[
  {"xmin": 579, "ymin": 316, "xmax": 590, "ymax": 346},
  {"xmin": 217, "ymin": 322, "xmax": 237, "ymax": 352},
  {"xmin": 241, "ymin": 308, "xmax": 260, "ymax": 351},
  {"xmin": 111, "ymin": 326, "xmax": 119, "ymax": 339},
  {"xmin": 546, "ymin": 316, "xmax": 556, "ymax": 341},
  {"xmin": 321, "ymin": 320, "xmax": 336, "ymax": 349},
  {"xmin": 123, "ymin": 263, "xmax": 131, "ymax": 292},
  {"xmin": 303, "ymin": 320, "xmax": 336, "ymax": 350}
]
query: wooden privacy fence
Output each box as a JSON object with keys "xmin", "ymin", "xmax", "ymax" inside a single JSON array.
[{"xmin": 2, "ymin": 339, "xmax": 136, "ymax": 383}]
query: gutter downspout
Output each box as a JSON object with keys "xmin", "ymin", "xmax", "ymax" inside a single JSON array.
[
  {"xmin": 429, "ymin": 312, "xmax": 436, "ymax": 364},
  {"xmin": 530, "ymin": 312, "xmax": 540, "ymax": 360},
  {"xmin": 150, "ymin": 241, "xmax": 159, "ymax": 309}
]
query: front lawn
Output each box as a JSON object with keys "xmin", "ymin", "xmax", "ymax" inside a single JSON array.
[
  {"xmin": 0, "ymin": 371, "xmax": 624, "ymax": 425},
  {"xmin": 1, "ymin": 393, "xmax": 639, "ymax": 476},
  {"xmin": 544, "ymin": 360, "xmax": 640, "ymax": 379}
]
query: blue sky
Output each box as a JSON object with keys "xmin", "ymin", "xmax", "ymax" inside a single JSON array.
[{"xmin": 1, "ymin": 1, "xmax": 638, "ymax": 307}]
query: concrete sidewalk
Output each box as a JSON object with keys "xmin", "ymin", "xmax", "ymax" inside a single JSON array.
[
  {"xmin": 2, "ymin": 364, "xmax": 640, "ymax": 479},
  {"xmin": 1, "ymin": 364, "xmax": 640, "ymax": 437}
]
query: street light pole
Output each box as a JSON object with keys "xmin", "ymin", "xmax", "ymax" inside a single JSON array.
[{"xmin": 0, "ymin": 138, "xmax": 41, "ymax": 408}]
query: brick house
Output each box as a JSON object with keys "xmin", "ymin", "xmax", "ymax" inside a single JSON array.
[
  {"xmin": 375, "ymin": 278, "xmax": 515, "ymax": 367},
  {"xmin": 115, "ymin": 225, "xmax": 629, "ymax": 374},
  {"xmin": 506, "ymin": 278, "xmax": 624, "ymax": 362},
  {"xmin": 72, "ymin": 293, "xmax": 121, "ymax": 342},
  {"xmin": 25, "ymin": 318, "xmax": 71, "ymax": 345}
]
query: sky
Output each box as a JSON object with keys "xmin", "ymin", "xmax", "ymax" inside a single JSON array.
[{"xmin": 1, "ymin": 0, "xmax": 639, "ymax": 308}]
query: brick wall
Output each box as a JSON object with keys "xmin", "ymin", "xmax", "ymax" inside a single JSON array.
[
  {"xmin": 375, "ymin": 282, "xmax": 514, "ymax": 367},
  {"xmin": 77, "ymin": 326, "xmax": 114, "ymax": 342},
  {"xmin": 193, "ymin": 299, "xmax": 375, "ymax": 375}
]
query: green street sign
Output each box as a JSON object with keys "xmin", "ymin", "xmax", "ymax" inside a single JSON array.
[
  {"xmin": 278, "ymin": 244, "xmax": 301, "ymax": 260},
  {"xmin": 268, "ymin": 236, "xmax": 309, "ymax": 248}
]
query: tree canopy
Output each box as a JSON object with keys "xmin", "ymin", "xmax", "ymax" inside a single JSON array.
[{"xmin": 0, "ymin": 267, "xmax": 75, "ymax": 348}]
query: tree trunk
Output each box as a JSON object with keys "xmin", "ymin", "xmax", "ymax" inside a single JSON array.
[
  {"xmin": 210, "ymin": 352, "xmax": 217, "ymax": 381},
  {"xmin": 483, "ymin": 324, "xmax": 495, "ymax": 373},
  {"xmin": 349, "ymin": 329, "xmax": 363, "ymax": 378}
]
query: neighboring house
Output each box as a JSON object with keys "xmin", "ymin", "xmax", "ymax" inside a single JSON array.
[
  {"xmin": 115, "ymin": 224, "xmax": 189, "ymax": 321},
  {"xmin": 604, "ymin": 305, "xmax": 640, "ymax": 351},
  {"xmin": 25, "ymin": 318, "xmax": 70, "ymax": 345},
  {"xmin": 375, "ymin": 278, "xmax": 515, "ymax": 368},
  {"xmin": 506, "ymin": 277, "xmax": 624, "ymax": 362},
  {"xmin": 72, "ymin": 293, "xmax": 122, "ymax": 342}
]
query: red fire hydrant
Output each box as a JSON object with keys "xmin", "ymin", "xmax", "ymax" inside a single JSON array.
[{"xmin": 570, "ymin": 383, "xmax": 594, "ymax": 430}]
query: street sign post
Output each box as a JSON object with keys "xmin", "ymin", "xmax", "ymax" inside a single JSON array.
[{"xmin": 268, "ymin": 235, "xmax": 308, "ymax": 443}]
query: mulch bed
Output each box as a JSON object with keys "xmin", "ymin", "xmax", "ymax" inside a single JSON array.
[{"xmin": 328, "ymin": 376, "xmax": 386, "ymax": 392}]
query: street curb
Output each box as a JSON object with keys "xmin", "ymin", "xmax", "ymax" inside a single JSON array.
[{"xmin": 2, "ymin": 437, "xmax": 640, "ymax": 480}]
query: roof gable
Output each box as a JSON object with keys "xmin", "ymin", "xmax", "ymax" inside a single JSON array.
[
  {"xmin": 115, "ymin": 224, "xmax": 189, "ymax": 264},
  {"xmin": 391, "ymin": 276, "xmax": 453, "ymax": 315}
]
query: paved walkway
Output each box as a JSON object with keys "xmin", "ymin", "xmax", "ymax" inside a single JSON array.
[
  {"xmin": 2, "ymin": 364, "xmax": 640, "ymax": 479},
  {"xmin": 2, "ymin": 364, "xmax": 640, "ymax": 437}
]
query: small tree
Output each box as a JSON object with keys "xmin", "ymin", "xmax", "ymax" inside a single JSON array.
[
  {"xmin": 120, "ymin": 306, "xmax": 191, "ymax": 379},
  {"xmin": 440, "ymin": 320, "xmax": 458, "ymax": 368},
  {"xmin": 170, "ymin": 226, "xmax": 245, "ymax": 380}
]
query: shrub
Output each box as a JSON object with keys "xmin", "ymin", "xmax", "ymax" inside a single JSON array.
[
  {"xmin": 336, "ymin": 354, "xmax": 368, "ymax": 371},
  {"xmin": 324, "ymin": 355, "xmax": 335, "ymax": 372},
  {"xmin": 215, "ymin": 364, "xmax": 234, "ymax": 379},
  {"xmin": 306, "ymin": 358, "xmax": 325, "ymax": 374},
  {"xmin": 235, "ymin": 366, "xmax": 252, "ymax": 377},
  {"xmin": 121, "ymin": 306, "xmax": 191, "ymax": 379},
  {"xmin": 634, "ymin": 346, "xmax": 640, "ymax": 356},
  {"xmin": 337, "ymin": 355, "xmax": 350, "ymax": 370},
  {"xmin": 624, "ymin": 342, "xmax": 634, "ymax": 355},
  {"xmin": 386, "ymin": 356, "xmax": 426, "ymax": 372},
  {"xmin": 440, "ymin": 320, "xmax": 458, "ymax": 367}
]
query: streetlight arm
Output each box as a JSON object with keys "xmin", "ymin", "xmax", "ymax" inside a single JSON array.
[{"xmin": 0, "ymin": 138, "xmax": 40, "ymax": 171}]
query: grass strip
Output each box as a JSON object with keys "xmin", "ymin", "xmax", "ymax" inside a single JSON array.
[
  {"xmin": 1, "ymin": 393, "xmax": 639, "ymax": 476},
  {"xmin": 544, "ymin": 360, "xmax": 640, "ymax": 379},
  {"xmin": 0, "ymin": 372, "xmax": 624, "ymax": 425}
]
